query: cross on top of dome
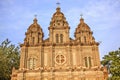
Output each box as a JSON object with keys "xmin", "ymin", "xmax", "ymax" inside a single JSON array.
[
  {"xmin": 56, "ymin": 1, "xmax": 61, "ymax": 12},
  {"xmin": 80, "ymin": 14, "xmax": 83, "ymax": 18},
  {"xmin": 80, "ymin": 14, "xmax": 84, "ymax": 23},
  {"xmin": 56, "ymin": 2, "xmax": 60, "ymax": 7},
  {"xmin": 33, "ymin": 14, "xmax": 38, "ymax": 23},
  {"xmin": 34, "ymin": 14, "xmax": 37, "ymax": 18}
]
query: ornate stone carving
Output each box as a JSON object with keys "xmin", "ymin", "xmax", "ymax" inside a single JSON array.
[{"xmin": 11, "ymin": 6, "xmax": 108, "ymax": 80}]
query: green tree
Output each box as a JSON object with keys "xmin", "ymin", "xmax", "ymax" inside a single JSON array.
[
  {"xmin": 0, "ymin": 39, "xmax": 20, "ymax": 80},
  {"xmin": 101, "ymin": 48, "xmax": 120, "ymax": 80}
]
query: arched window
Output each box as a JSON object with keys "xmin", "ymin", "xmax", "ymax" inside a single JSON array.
[
  {"xmin": 84, "ymin": 36, "xmax": 86, "ymax": 43},
  {"xmin": 29, "ymin": 58, "xmax": 36, "ymax": 69},
  {"xmin": 27, "ymin": 38, "xmax": 29, "ymax": 44},
  {"xmin": 60, "ymin": 34, "xmax": 63, "ymax": 43},
  {"xmin": 56, "ymin": 34, "xmax": 59, "ymax": 43},
  {"xmin": 38, "ymin": 33, "xmax": 40, "ymax": 43},
  {"xmin": 33, "ymin": 58, "xmax": 36, "ymax": 69},
  {"xmin": 32, "ymin": 37, "xmax": 35, "ymax": 44},
  {"xmin": 88, "ymin": 57, "xmax": 92, "ymax": 67},
  {"xmin": 29, "ymin": 58, "xmax": 33, "ymax": 69},
  {"xmin": 79, "ymin": 37, "xmax": 81, "ymax": 43},
  {"xmin": 85, "ymin": 57, "xmax": 88, "ymax": 67},
  {"xmin": 84, "ymin": 57, "xmax": 92, "ymax": 68}
]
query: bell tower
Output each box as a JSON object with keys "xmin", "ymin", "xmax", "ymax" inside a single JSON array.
[
  {"xmin": 48, "ymin": 4, "xmax": 70, "ymax": 44},
  {"xmin": 20, "ymin": 17, "xmax": 44, "ymax": 69},
  {"xmin": 74, "ymin": 16, "xmax": 100, "ymax": 67}
]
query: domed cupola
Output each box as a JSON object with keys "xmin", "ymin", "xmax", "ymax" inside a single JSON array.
[
  {"xmin": 74, "ymin": 17, "xmax": 97, "ymax": 45},
  {"xmin": 77, "ymin": 18, "xmax": 91, "ymax": 32},
  {"xmin": 24, "ymin": 18, "xmax": 44, "ymax": 46},
  {"xmin": 49, "ymin": 6, "xmax": 69, "ymax": 29}
]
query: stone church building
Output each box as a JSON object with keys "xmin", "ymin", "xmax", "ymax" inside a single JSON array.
[{"xmin": 11, "ymin": 6, "xmax": 108, "ymax": 80}]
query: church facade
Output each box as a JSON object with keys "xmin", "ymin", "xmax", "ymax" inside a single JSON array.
[{"xmin": 11, "ymin": 6, "xmax": 108, "ymax": 80}]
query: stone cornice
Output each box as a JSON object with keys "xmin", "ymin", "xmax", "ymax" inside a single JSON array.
[
  {"xmin": 20, "ymin": 41, "xmax": 99, "ymax": 47},
  {"xmin": 17, "ymin": 66, "xmax": 103, "ymax": 73},
  {"xmin": 48, "ymin": 26, "xmax": 70, "ymax": 30}
]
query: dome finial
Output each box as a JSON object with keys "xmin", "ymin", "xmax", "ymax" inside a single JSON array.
[
  {"xmin": 80, "ymin": 14, "xmax": 83, "ymax": 18},
  {"xmin": 56, "ymin": 1, "xmax": 60, "ymax": 8},
  {"xmin": 33, "ymin": 14, "xmax": 37, "ymax": 23},
  {"xmin": 56, "ymin": 1, "xmax": 61, "ymax": 12},
  {"xmin": 80, "ymin": 14, "xmax": 84, "ymax": 23},
  {"xmin": 34, "ymin": 14, "xmax": 37, "ymax": 18}
]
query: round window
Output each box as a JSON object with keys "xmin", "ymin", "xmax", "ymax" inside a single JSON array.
[{"xmin": 55, "ymin": 54, "xmax": 66, "ymax": 65}]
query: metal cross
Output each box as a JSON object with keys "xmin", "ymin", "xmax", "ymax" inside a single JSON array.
[
  {"xmin": 56, "ymin": 1, "xmax": 60, "ymax": 7},
  {"xmin": 34, "ymin": 14, "xmax": 37, "ymax": 18},
  {"xmin": 80, "ymin": 14, "xmax": 83, "ymax": 18}
]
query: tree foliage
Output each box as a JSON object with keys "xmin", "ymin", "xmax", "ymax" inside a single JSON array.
[
  {"xmin": 0, "ymin": 39, "xmax": 20, "ymax": 80},
  {"xmin": 101, "ymin": 48, "xmax": 120, "ymax": 80}
]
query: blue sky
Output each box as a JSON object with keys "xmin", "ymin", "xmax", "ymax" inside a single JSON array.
[{"xmin": 0, "ymin": 0, "xmax": 120, "ymax": 60}]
